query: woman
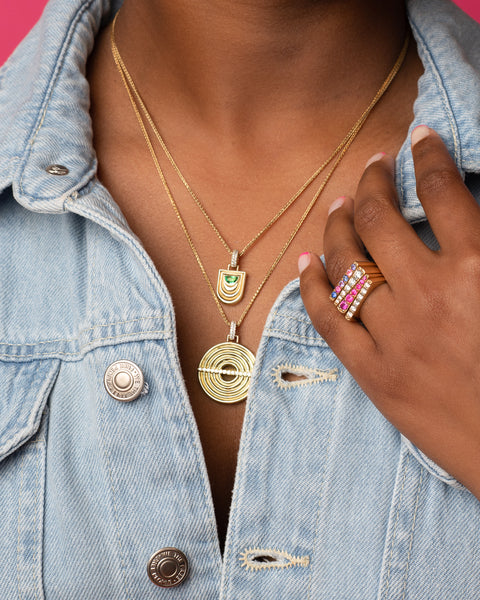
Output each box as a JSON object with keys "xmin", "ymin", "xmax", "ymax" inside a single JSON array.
[{"xmin": 0, "ymin": 0, "xmax": 479, "ymax": 597}]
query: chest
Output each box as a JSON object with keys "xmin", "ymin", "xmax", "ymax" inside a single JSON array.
[{"xmin": 90, "ymin": 106, "xmax": 417, "ymax": 547}]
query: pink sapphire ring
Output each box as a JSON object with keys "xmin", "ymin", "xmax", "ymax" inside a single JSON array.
[{"xmin": 329, "ymin": 261, "xmax": 386, "ymax": 321}]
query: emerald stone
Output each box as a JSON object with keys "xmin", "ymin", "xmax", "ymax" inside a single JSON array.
[{"xmin": 225, "ymin": 275, "xmax": 239, "ymax": 284}]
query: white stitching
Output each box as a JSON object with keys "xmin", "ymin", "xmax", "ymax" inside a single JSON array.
[
  {"xmin": 239, "ymin": 548, "xmax": 309, "ymax": 571},
  {"xmin": 382, "ymin": 454, "xmax": 411, "ymax": 600},
  {"xmin": 16, "ymin": 452, "xmax": 27, "ymax": 600},
  {"xmin": 401, "ymin": 467, "xmax": 424, "ymax": 600},
  {"xmin": 272, "ymin": 363, "xmax": 338, "ymax": 388}
]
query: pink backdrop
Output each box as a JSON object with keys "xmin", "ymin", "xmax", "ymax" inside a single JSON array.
[{"xmin": 0, "ymin": 0, "xmax": 480, "ymax": 66}]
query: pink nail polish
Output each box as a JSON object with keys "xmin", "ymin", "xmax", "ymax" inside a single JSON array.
[
  {"xmin": 327, "ymin": 196, "xmax": 346, "ymax": 216},
  {"xmin": 365, "ymin": 152, "xmax": 386, "ymax": 169},
  {"xmin": 298, "ymin": 252, "xmax": 311, "ymax": 274},
  {"xmin": 411, "ymin": 124, "xmax": 430, "ymax": 146}
]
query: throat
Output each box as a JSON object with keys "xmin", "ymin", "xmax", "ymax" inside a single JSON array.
[{"xmin": 112, "ymin": 0, "xmax": 409, "ymax": 138}]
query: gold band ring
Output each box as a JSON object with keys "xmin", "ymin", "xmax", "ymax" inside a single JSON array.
[{"xmin": 330, "ymin": 261, "xmax": 386, "ymax": 321}]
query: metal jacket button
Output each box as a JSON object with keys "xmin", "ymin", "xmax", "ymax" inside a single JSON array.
[
  {"xmin": 104, "ymin": 360, "xmax": 144, "ymax": 402},
  {"xmin": 147, "ymin": 548, "xmax": 189, "ymax": 588}
]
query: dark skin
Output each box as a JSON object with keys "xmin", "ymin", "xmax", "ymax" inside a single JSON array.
[
  {"xmin": 88, "ymin": 0, "xmax": 425, "ymax": 551},
  {"xmin": 299, "ymin": 127, "xmax": 480, "ymax": 500}
]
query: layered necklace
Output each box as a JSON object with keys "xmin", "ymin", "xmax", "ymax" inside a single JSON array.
[{"xmin": 111, "ymin": 15, "xmax": 409, "ymax": 403}]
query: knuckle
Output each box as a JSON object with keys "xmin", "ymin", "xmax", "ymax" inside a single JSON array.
[
  {"xmin": 354, "ymin": 193, "xmax": 390, "ymax": 233},
  {"xmin": 416, "ymin": 166, "xmax": 460, "ymax": 198},
  {"xmin": 325, "ymin": 248, "xmax": 353, "ymax": 283},
  {"xmin": 317, "ymin": 308, "xmax": 341, "ymax": 341},
  {"xmin": 421, "ymin": 287, "xmax": 448, "ymax": 318},
  {"xmin": 458, "ymin": 252, "xmax": 480, "ymax": 278}
]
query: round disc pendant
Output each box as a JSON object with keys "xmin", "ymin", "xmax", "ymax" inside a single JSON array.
[{"xmin": 198, "ymin": 342, "xmax": 255, "ymax": 403}]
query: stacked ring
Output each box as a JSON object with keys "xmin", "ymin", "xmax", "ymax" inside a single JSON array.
[{"xmin": 330, "ymin": 261, "xmax": 386, "ymax": 320}]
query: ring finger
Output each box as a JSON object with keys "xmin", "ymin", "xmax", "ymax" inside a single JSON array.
[{"xmin": 323, "ymin": 195, "xmax": 392, "ymax": 332}]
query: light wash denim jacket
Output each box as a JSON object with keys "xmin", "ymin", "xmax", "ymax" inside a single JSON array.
[{"xmin": 0, "ymin": 0, "xmax": 479, "ymax": 598}]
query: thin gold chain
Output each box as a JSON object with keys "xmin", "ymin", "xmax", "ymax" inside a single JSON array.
[
  {"xmin": 111, "ymin": 16, "xmax": 409, "ymax": 330},
  {"xmin": 111, "ymin": 16, "xmax": 409, "ymax": 259}
]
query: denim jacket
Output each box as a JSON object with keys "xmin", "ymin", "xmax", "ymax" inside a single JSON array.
[{"xmin": 0, "ymin": 0, "xmax": 479, "ymax": 598}]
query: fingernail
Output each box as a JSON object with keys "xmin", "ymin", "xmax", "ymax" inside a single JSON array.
[
  {"xmin": 411, "ymin": 125, "xmax": 430, "ymax": 146},
  {"xmin": 365, "ymin": 152, "xmax": 386, "ymax": 169},
  {"xmin": 327, "ymin": 196, "xmax": 346, "ymax": 216},
  {"xmin": 298, "ymin": 252, "xmax": 311, "ymax": 274}
]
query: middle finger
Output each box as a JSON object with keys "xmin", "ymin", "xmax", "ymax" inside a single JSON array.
[{"xmin": 353, "ymin": 153, "xmax": 428, "ymax": 281}]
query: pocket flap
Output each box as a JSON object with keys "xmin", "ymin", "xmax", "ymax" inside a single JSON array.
[{"xmin": 0, "ymin": 359, "xmax": 60, "ymax": 462}]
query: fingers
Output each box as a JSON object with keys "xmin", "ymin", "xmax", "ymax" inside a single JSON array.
[
  {"xmin": 352, "ymin": 153, "xmax": 427, "ymax": 279},
  {"xmin": 411, "ymin": 125, "xmax": 480, "ymax": 253},
  {"xmin": 298, "ymin": 251, "xmax": 377, "ymax": 370},
  {"xmin": 323, "ymin": 196, "xmax": 364, "ymax": 281},
  {"xmin": 299, "ymin": 125, "xmax": 477, "ymax": 364},
  {"xmin": 322, "ymin": 194, "xmax": 392, "ymax": 331}
]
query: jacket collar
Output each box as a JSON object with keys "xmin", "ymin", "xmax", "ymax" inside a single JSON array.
[
  {"xmin": 0, "ymin": 0, "xmax": 479, "ymax": 218},
  {"xmin": 0, "ymin": 0, "xmax": 121, "ymax": 213}
]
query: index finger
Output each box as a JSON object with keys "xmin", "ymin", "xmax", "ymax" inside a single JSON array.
[{"xmin": 412, "ymin": 125, "xmax": 480, "ymax": 253}]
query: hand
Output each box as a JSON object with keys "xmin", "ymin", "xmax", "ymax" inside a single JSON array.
[{"xmin": 298, "ymin": 125, "xmax": 480, "ymax": 499}]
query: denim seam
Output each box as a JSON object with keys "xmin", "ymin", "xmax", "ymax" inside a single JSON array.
[
  {"xmin": 91, "ymin": 216, "xmax": 99, "ymax": 331},
  {"xmin": 18, "ymin": 0, "xmax": 97, "ymax": 199},
  {"xmin": 306, "ymin": 413, "xmax": 335, "ymax": 600},
  {"xmin": 0, "ymin": 330, "xmax": 172, "ymax": 359},
  {"xmin": 410, "ymin": 20, "xmax": 461, "ymax": 164},
  {"xmin": 0, "ymin": 316, "xmax": 168, "ymax": 346},
  {"xmin": 66, "ymin": 199, "xmax": 170, "ymax": 307},
  {"xmin": 173, "ymin": 345, "xmax": 221, "ymax": 559},
  {"xmin": 221, "ymin": 328, "xmax": 276, "ymax": 598},
  {"xmin": 141, "ymin": 359, "xmax": 220, "ymax": 558},
  {"xmin": 265, "ymin": 328, "xmax": 324, "ymax": 341},
  {"xmin": 382, "ymin": 453, "xmax": 411, "ymax": 600},
  {"xmin": 273, "ymin": 313, "xmax": 318, "ymax": 325},
  {"xmin": 16, "ymin": 452, "xmax": 27, "ymax": 600},
  {"xmin": 32, "ymin": 443, "xmax": 41, "ymax": 600},
  {"xmin": 97, "ymin": 373, "xmax": 131, "ymax": 600},
  {"xmin": 401, "ymin": 466, "xmax": 424, "ymax": 600},
  {"xmin": 399, "ymin": 150, "xmax": 406, "ymax": 212},
  {"xmin": 159, "ymin": 337, "xmax": 221, "ymax": 561}
]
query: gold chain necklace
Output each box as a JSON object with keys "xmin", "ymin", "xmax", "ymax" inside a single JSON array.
[
  {"xmin": 111, "ymin": 16, "xmax": 409, "ymax": 403},
  {"xmin": 111, "ymin": 18, "xmax": 409, "ymax": 307}
]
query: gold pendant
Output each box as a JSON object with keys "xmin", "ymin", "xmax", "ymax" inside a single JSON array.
[
  {"xmin": 216, "ymin": 250, "xmax": 246, "ymax": 305},
  {"xmin": 216, "ymin": 268, "xmax": 246, "ymax": 304},
  {"xmin": 198, "ymin": 332, "xmax": 255, "ymax": 403}
]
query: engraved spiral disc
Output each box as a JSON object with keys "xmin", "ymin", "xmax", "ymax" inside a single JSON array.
[{"xmin": 198, "ymin": 342, "xmax": 255, "ymax": 403}]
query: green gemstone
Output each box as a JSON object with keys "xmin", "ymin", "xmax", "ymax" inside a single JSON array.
[{"xmin": 225, "ymin": 275, "xmax": 239, "ymax": 284}]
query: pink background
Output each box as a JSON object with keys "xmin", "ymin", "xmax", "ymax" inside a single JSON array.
[{"xmin": 0, "ymin": 0, "xmax": 480, "ymax": 66}]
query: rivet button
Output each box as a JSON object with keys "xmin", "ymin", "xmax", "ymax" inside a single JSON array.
[
  {"xmin": 46, "ymin": 164, "xmax": 70, "ymax": 176},
  {"xmin": 147, "ymin": 548, "xmax": 189, "ymax": 588},
  {"xmin": 104, "ymin": 360, "xmax": 144, "ymax": 402}
]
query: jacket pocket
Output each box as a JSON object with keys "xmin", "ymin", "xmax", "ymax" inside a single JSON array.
[{"xmin": 0, "ymin": 359, "xmax": 60, "ymax": 600}]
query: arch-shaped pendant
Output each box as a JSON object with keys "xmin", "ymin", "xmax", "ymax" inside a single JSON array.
[{"xmin": 216, "ymin": 268, "xmax": 246, "ymax": 304}]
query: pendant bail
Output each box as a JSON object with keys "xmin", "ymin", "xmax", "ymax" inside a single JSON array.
[
  {"xmin": 230, "ymin": 250, "xmax": 239, "ymax": 270},
  {"xmin": 227, "ymin": 321, "xmax": 239, "ymax": 343}
]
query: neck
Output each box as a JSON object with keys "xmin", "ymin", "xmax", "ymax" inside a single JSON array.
[{"xmin": 114, "ymin": 0, "xmax": 408, "ymax": 135}]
